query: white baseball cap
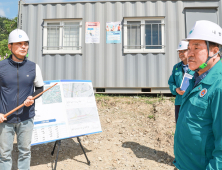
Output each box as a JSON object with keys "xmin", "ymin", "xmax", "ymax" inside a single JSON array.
[
  {"xmin": 8, "ymin": 29, "xmax": 29, "ymax": 44},
  {"xmin": 177, "ymin": 41, "xmax": 189, "ymax": 51},
  {"xmin": 185, "ymin": 20, "xmax": 222, "ymax": 45}
]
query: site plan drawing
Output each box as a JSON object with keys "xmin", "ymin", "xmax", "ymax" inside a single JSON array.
[
  {"xmin": 31, "ymin": 80, "xmax": 102, "ymax": 146},
  {"xmin": 42, "ymin": 85, "xmax": 62, "ymax": 104}
]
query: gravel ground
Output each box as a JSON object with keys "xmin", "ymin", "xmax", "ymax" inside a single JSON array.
[{"xmin": 11, "ymin": 95, "xmax": 177, "ymax": 170}]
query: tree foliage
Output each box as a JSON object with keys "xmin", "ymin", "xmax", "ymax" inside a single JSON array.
[
  {"xmin": 0, "ymin": 17, "xmax": 17, "ymax": 60},
  {"xmin": 0, "ymin": 17, "xmax": 9, "ymax": 41}
]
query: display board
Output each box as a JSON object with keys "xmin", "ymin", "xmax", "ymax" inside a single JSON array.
[{"xmin": 31, "ymin": 80, "xmax": 102, "ymax": 146}]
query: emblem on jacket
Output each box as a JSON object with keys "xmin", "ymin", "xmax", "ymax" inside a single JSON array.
[{"xmin": 199, "ymin": 88, "xmax": 207, "ymax": 97}]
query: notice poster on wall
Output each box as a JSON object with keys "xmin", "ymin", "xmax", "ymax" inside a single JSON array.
[
  {"xmin": 85, "ymin": 22, "xmax": 100, "ymax": 43},
  {"xmin": 106, "ymin": 22, "xmax": 121, "ymax": 43},
  {"xmin": 31, "ymin": 80, "xmax": 102, "ymax": 146}
]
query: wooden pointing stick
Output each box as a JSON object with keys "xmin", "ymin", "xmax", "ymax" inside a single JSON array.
[{"xmin": 4, "ymin": 83, "xmax": 58, "ymax": 118}]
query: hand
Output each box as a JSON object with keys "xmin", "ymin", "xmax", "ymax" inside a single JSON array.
[
  {"xmin": 24, "ymin": 96, "xmax": 34, "ymax": 107},
  {"xmin": 176, "ymin": 88, "xmax": 185, "ymax": 95},
  {"xmin": 0, "ymin": 113, "xmax": 7, "ymax": 123}
]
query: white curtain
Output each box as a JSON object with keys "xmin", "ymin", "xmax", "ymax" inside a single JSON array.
[{"xmin": 127, "ymin": 21, "xmax": 141, "ymax": 49}]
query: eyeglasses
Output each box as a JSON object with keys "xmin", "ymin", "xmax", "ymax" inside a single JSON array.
[{"xmin": 178, "ymin": 50, "xmax": 187, "ymax": 54}]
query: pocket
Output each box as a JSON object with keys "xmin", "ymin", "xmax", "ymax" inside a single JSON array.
[
  {"xmin": 189, "ymin": 97, "xmax": 208, "ymax": 116},
  {"xmin": 175, "ymin": 72, "xmax": 182, "ymax": 76},
  {"xmin": 30, "ymin": 118, "xmax": 34, "ymax": 123}
]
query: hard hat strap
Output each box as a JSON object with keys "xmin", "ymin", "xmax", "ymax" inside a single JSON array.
[
  {"xmin": 11, "ymin": 52, "xmax": 24, "ymax": 61},
  {"xmin": 194, "ymin": 41, "xmax": 220, "ymax": 72}
]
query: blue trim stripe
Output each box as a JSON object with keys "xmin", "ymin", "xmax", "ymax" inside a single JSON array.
[
  {"xmin": 44, "ymin": 80, "xmax": 92, "ymax": 84},
  {"xmin": 44, "ymin": 80, "xmax": 60, "ymax": 84},
  {"xmin": 31, "ymin": 131, "xmax": 102, "ymax": 146},
  {"xmin": 34, "ymin": 119, "xmax": 56, "ymax": 125},
  {"xmin": 60, "ymin": 80, "xmax": 92, "ymax": 82},
  {"xmin": 33, "ymin": 122, "xmax": 65, "ymax": 129},
  {"xmin": 69, "ymin": 131, "xmax": 102, "ymax": 138}
]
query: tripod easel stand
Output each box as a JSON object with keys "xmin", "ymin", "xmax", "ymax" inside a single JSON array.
[{"xmin": 51, "ymin": 137, "xmax": 90, "ymax": 170}]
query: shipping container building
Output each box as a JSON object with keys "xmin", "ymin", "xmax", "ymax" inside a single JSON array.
[{"xmin": 18, "ymin": 0, "xmax": 222, "ymax": 93}]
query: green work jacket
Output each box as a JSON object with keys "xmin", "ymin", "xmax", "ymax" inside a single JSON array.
[
  {"xmin": 168, "ymin": 61, "xmax": 195, "ymax": 105},
  {"xmin": 174, "ymin": 60, "xmax": 222, "ymax": 170}
]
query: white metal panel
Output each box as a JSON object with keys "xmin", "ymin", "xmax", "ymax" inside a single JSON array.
[{"xmin": 20, "ymin": 0, "xmax": 220, "ymax": 93}]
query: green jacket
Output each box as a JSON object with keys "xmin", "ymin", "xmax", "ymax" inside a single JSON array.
[
  {"xmin": 174, "ymin": 60, "xmax": 222, "ymax": 170},
  {"xmin": 168, "ymin": 61, "xmax": 195, "ymax": 105}
]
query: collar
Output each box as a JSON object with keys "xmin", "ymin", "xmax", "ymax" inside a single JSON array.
[
  {"xmin": 193, "ymin": 68, "xmax": 211, "ymax": 87},
  {"xmin": 175, "ymin": 61, "xmax": 184, "ymax": 71},
  {"xmin": 8, "ymin": 54, "xmax": 27, "ymax": 67},
  {"xmin": 199, "ymin": 60, "xmax": 222, "ymax": 85},
  {"xmin": 178, "ymin": 61, "xmax": 183, "ymax": 67}
]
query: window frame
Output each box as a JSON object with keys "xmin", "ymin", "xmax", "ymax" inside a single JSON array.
[
  {"xmin": 123, "ymin": 17, "xmax": 165, "ymax": 53},
  {"xmin": 43, "ymin": 19, "xmax": 82, "ymax": 54}
]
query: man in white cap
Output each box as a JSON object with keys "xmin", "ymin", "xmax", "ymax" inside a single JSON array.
[
  {"xmin": 0, "ymin": 29, "xmax": 44, "ymax": 170},
  {"xmin": 174, "ymin": 20, "xmax": 222, "ymax": 169},
  {"xmin": 168, "ymin": 40, "xmax": 195, "ymax": 123}
]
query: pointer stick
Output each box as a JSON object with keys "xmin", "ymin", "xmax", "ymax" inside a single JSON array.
[{"xmin": 4, "ymin": 83, "xmax": 58, "ymax": 118}]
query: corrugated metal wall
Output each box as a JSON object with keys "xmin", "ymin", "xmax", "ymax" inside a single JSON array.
[{"xmin": 20, "ymin": 0, "xmax": 220, "ymax": 92}]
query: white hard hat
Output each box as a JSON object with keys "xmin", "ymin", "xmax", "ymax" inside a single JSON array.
[
  {"xmin": 185, "ymin": 20, "xmax": 222, "ymax": 45},
  {"xmin": 177, "ymin": 41, "xmax": 189, "ymax": 51},
  {"xmin": 8, "ymin": 29, "xmax": 29, "ymax": 44}
]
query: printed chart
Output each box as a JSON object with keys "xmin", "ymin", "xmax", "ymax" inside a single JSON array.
[{"xmin": 31, "ymin": 80, "xmax": 102, "ymax": 146}]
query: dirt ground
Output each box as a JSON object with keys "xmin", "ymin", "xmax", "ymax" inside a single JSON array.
[{"xmin": 12, "ymin": 95, "xmax": 177, "ymax": 170}]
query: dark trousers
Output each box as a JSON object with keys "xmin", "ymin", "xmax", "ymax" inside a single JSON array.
[{"xmin": 175, "ymin": 105, "xmax": 181, "ymax": 123}]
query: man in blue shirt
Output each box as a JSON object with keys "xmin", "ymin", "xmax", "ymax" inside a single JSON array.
[{"xmin": 0, "ymin": 29, "xmax": 44, "ymax": 170}]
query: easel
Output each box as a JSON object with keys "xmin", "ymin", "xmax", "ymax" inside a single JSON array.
[{"xmin": 51, "ymin": 137, "xmax": 90, "ymax": 170}]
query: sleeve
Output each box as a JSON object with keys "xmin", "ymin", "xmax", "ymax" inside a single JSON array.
[
  {"xmin": 34, "ymin": 64, "xmax": 44, "ymax": 87},
  {"xmin": 168, "ymin": 65, "xmax": 177, "ymax": 95},
  {"xmin": 32, "ymin": 86, "xmax": 44, "ymax": 99},
  {"xmin": 206, "ymin": 89, "xmax": 222, "ymax": 170}
]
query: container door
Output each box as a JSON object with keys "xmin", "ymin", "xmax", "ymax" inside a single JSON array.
[{"xmin": 185, "ymin": 8, "xmax": 218, "ymax": 37}]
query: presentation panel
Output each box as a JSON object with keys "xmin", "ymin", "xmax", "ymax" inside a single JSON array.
[{"xmin": 31, "ymin": 80, "xmax": 102, "ymax": 146}]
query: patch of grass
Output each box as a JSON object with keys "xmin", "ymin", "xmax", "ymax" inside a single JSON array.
[
  {"xmin": 137, "ymin": 95, "xmax": 149, "ymax": 99},
  {"xmin": 169, "ymin": 97, "xmax": 175, "ymax": 103},
  {"xmin": 145, "ymin": 100, "xmax": 155, "ymax": 104},
  {"xmin": 126, "ymin": 101, "xmax": 131, "ymax": 104},
  {"xmin": 158, "ymin": 98, "xmax": 164, "ymax": 102},
  {"xmin": 157, "ymin": 93, "xmax": 165, "ymax": 102},
  {"xmin": 95, "ymin": 94, "xmax": 108, "ymax": 98},
  {"xmin": 148, "ymin": 115, "xmax": 155, "ymax": 120},
  {"xmin": 95, "ymin": 94, "xmax": 110, "ymax": 100},
  {"xmin": 95, "ymin": 94, "xmax": 111, "ymax": 107}
]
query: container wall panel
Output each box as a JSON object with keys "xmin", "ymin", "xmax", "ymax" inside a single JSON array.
[{"xmin": 21, "ymin": 0, "xmax": 220, "ymax": 90}]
